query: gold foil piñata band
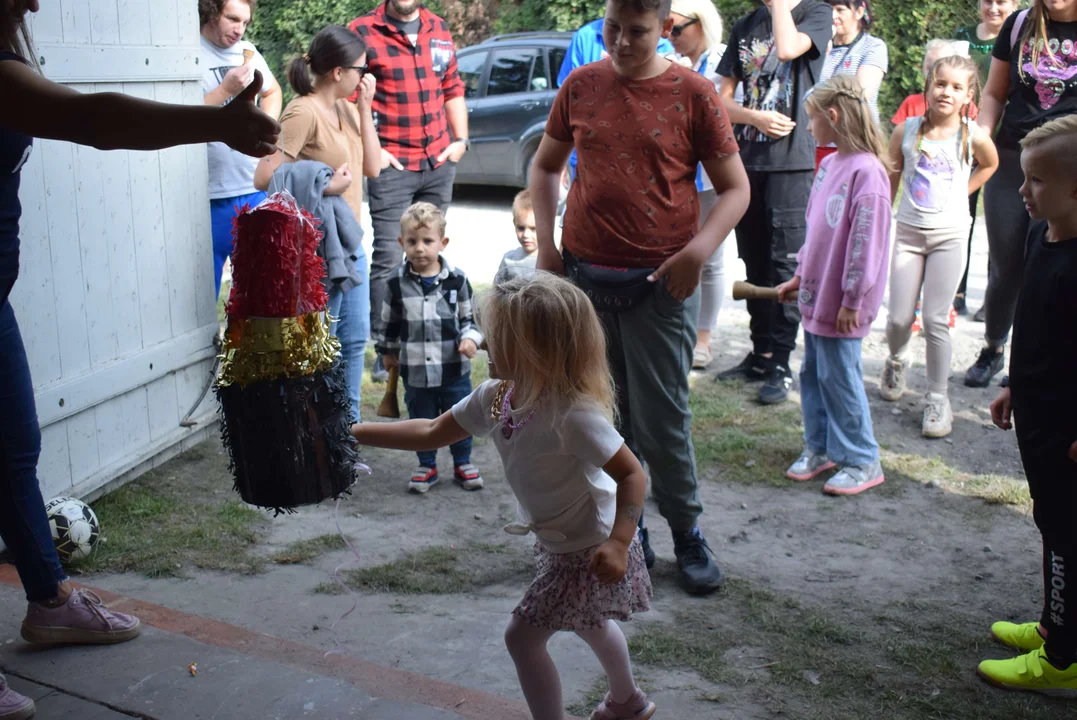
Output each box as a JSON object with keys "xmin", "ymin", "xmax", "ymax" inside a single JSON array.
[{"xmin": 216, "ymin": 312, "xmax": 340, "ymax": 388}]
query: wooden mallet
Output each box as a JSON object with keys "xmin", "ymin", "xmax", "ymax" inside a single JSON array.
[
  {"xmin": 376, "ymin": 365, "xmax": 401, "ymax": 419},
  {"xmin": 732, "ymin": 280, "xmax": 781, "ymax": 301}
]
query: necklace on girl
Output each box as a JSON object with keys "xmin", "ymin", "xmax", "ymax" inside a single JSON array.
[{"xmin": 491, "ymin": 381, "xmax": 538, "ymax": 440}]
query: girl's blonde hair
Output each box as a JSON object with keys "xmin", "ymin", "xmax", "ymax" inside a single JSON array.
[
  {"xmin": 479, "ymin": 272, "xmax": 615, "ymax": 418},
  {"xmin": 919, "ymin": 54, "xmax": 980, "ymax": 165},
  {"xmin": 805, "ymin": 75, "xmax": 892, "ymax": 171},
  {"xmin": 1019, "ymin": 0, "xmax": 1059, "ymax": 83},
  {"xmin": 670, "ymin": 0, "xmax": 723, "ymax": 54}
]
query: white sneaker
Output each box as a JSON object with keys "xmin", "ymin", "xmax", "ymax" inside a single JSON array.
[
  {"xmin": 824, "ymin": 460, "xmax": 885, "ymax": 496},
  {"xmin": 922, "ymin": 393, "xmax": 953, "ymax": 438},
  {"xmin": 786, "ymin": 450, "xmax": 836, "ymax": 482},
  {"xmin": 879, "ymin": 357, "xmax": 906, "ymax": 401}
]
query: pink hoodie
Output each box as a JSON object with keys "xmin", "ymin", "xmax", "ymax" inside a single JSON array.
[{"xmin": 796, "ymin": 152, "xmax": 892, "ymax": 339}]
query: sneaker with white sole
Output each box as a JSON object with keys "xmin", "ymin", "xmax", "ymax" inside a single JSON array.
[
  {"xmin": 879, "ymin": 357, "xmax": 907, "ymax": 401},
  {"xmin": 922, "ymin": 393, "xmax": 953, "ymax": 438},
  {"xmin": 978, "ymin": 646, "xmax": 1077, "ymax": 697},
  {"xmin": 823, "ymin": 460, "xmax": 885, "ymax": 496},
  {"xmin": 786, "ymin": 450, "xmax": 836, "ymax": 482},
  {"xmin": 21, "ymin": 588, "xmax": 141, "ymax": 646},
  {"xmin": 408, "ymin": 466, "xmax": 439, "ymax": 494},
  {"xmin": 0, "ymin": 675, "xmax": 34, "ymax": 720},
  {"xmin": 453, "ymin": 463, "xmax": 484, "ymax": 490}
]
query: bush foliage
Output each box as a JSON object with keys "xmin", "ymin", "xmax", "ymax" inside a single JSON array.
[{"xmin": 247, "ymin": 0, "xmax": 980, "ymax": 120}]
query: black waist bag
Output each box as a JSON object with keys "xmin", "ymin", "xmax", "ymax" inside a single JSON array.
[{"xmin": 563, "ymin": 250, "xmax": 656, "ymax": 313}]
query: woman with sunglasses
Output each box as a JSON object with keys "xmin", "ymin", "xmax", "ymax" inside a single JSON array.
[
  {"xmin": 255, "ymin": 25, "xmax": 381, "ymax": 421},
  {"xmin": 668, "ymin": 0, "xmax": 733, "ymax": 371}
]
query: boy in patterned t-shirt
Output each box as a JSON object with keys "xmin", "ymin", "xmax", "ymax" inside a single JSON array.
[{"xmin": 529, "ymin": 0, "xmax": 750, "ymax": 596}]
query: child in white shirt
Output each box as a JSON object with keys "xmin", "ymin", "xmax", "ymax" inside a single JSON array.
[
  {"xmin": 497, "ymin": 190, "xmax": 538, "ymax": 280},
  {"xmin": 352, "ymin": 272, "xmax": 655, "ymax": 720}
]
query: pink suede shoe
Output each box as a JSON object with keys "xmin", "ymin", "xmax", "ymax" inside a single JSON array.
[
  {"xmin": 21, "ymin": 589, "xmax": 141, "ymax": 646},
  {"xmin": 0, "ymin": 674, "xmax": 34, "ymax": 720},
  {"xmin": 590, "ymin": 688, "xmax": 656, "ymax": 720}
]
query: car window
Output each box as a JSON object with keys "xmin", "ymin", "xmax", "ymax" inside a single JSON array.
[
  {"xmin": 531, "ymin": 51, "xmax": 549, "ymax": 91},
  {"xmin": 487, "ymin": 48, "xmax": 540, "ymax": 96},
  {"xmin": 549, "ymin": 47, "xmax": 567, "ymax": 84},
  {"xmin": 457, "ymin": 51, "xmax": 488, "ymax": 99}
]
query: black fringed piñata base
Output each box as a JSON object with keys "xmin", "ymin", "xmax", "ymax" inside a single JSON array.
[{"xmin": 217, "ymin": 360, "xmax": 358, "ymax": 514}]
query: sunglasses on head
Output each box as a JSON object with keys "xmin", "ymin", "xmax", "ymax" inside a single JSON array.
[{"xmin": 671, "ymin": 18, "xmax": 699, "ymax": 37}]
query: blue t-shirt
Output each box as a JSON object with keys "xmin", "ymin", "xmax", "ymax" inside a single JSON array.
[
  {"xmin": 0, "ymin": 52, "xmax": 33, "ymax": 307},
  {"xmin": 556, "ymin": 19, "xmax": 675, "ymax": 175}
]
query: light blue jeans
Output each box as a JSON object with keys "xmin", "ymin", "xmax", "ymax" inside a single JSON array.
[
  {"xmin": 799, "ymin": 332, "xmax": 878, "ymax": 468},
  {"xmin": 327, "ymin": 254, "xmax": 370, "ymax": 423}
]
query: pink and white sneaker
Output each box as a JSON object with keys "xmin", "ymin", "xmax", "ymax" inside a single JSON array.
[
  {"xmin": 21, "ymin": 588, "xmax": 141, "ymax": 646},
  {"xmin": 0, "ymin": 674, "xmax": 34, "ymax": 720},
  {"xmin": 590, "ymin": 688, "xmax": 656, "ymax": 720}
]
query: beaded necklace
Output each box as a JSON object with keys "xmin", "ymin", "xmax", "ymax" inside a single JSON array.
[{"xmin": 490, "ymin": 381, "xmax": 538, "ymax": 440}]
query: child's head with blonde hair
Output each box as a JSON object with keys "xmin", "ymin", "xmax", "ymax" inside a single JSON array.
[
  {"xmin": 1019, "ymin": 115, "xmax": 1077, "ymax": 224},
  {"xmin": 480, "ymin": 272, "xmax": 615, "ymax": 416},
  {"xmin": 400, "ymin": 201, "xmax": 446, "ymax": 237},
  {"xmin": 511, "ymin": 190, "xmax": 537, "ymax": 254},
  {"xmin": 398, "ymin": 202, "xmax": 449, "ymax": 276},
  {"xmin": 805, "ymin": 75, "xmax": 892, "ymax": 170}
]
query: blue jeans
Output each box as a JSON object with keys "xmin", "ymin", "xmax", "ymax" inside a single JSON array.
[
  {"xmin": 403, "ymin": 374, "xmax": 472, "ymax": 468},
  {"xmin": 210, "ymin": 191, "xmax": 267, "ymax": 297},
  {"xmin": 799, "ymin": 332, "xmax": 878, "ymax": 468},
  {"xmin": 327, "ymin": 258, "xmax": 371, "ymax": 423},
  {"xmin": 0, "ymin": 301, "xmax": 67, "ymax": 602}
]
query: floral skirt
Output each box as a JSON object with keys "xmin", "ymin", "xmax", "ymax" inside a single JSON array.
[{"xmin": 512, "ymin": 536, "xmax": 653, "ymax": 632}]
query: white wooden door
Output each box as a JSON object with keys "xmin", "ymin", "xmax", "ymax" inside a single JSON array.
[{"xmin": 11, "ymin": 0, "xmax": 219, "ymax": 504}]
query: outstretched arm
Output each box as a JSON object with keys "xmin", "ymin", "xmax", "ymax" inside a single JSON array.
[
  {"xmin": 351, "ymin": 410, "xmax": 470, "ymax": 452},
  {"xmin": 0, "ymin": 60, "xmax": 279, "ymax": 156}
]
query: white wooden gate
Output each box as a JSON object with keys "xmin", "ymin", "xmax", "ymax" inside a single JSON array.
[{"xmin": 11, "ymin": 0, "xmax": 219, "ymax": 504}]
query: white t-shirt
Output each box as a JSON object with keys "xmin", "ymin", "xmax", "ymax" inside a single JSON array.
[
  {"xmin": 452, "ymin": 380, "xmax": 624, "ymax": 554},
  {"xmin": 497, "ymin": 247, "xmax": 537, "ymax": 280},
  {"xmin": 201, "ymin": 37, "xmax": 276, "ymax": 200},
  {"xmin": 820, "ymin": 34, "xmax": 888, "ymax": 123}
]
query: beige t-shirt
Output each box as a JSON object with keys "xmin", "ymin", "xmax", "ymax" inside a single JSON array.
[{"xmin": 279, "ymin": 95, "xmax": 365, "ymax": 218}]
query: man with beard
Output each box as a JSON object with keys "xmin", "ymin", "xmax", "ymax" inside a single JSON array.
[{"xmin": 349, "ymin": 0, "xmax": 468, "ymax": 382}]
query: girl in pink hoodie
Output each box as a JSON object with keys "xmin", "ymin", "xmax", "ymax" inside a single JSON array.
[{"xmin": 776, "ymin": 76, "xmax": 893, "ymax": 496}]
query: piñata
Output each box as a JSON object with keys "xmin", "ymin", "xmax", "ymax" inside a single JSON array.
[{"xmin": 215, "ymin": 192, "xmax": 358, "ymax": 513}]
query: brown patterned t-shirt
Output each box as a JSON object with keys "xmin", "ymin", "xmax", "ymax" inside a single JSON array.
[{"xmin": 547, "ymin": 58, "xmax": 739, "ymax": 268}]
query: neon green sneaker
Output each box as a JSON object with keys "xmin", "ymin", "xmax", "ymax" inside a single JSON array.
[
  {"xmin": 978, "ymin": 646, "xmax": 1077, "ymax": 697},
  {"xmin": 990, "ymin": 621, "xmax": 1046, "ymax": 652}
]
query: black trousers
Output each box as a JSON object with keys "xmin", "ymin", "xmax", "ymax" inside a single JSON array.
[
  {"xmin": 1014, "ymin": 394, "xmax": 1077, "ymax": 664},
  {"xmin": 366, "ymin": 159, "xmax": 457, "ymax": 341},
  {"xmin": 735, "ymin": 170, "xmax": 813, "ymax": 364},
  {"xmin": 955, "ymin": 189, "xmax": 982, "ymax": 300}
]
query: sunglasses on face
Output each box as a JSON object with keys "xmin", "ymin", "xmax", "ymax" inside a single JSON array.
[
  {"xmin": 671, "ymin": 18, "xmax": 700, "ymax": 37},
  {"xmin": 347, "ymin": 65, "xmax": 368, "ymax": 77}
]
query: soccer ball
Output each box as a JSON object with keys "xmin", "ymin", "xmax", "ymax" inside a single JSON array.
[{"xmin": 44, "ymin": 496, "xmax": 101, "ymax": 563}]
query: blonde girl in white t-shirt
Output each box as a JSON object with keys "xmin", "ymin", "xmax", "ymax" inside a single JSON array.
[{"xmin": 352, "ymin": 272, "xmax": 656, "ymax": 720}]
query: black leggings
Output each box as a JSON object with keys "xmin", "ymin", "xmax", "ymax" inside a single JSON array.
[
  {"xmin": 955, "ymin": 189, "xmax": 984, "ymax": 300},
  {"xmin": 1015, "ymin": 400, "xmax": 1077, "ymax": 664}
]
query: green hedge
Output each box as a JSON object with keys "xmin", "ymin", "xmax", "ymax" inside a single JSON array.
[{"xmin": 247, "ymin": 0, "xmax": 979, "ymax": 119}]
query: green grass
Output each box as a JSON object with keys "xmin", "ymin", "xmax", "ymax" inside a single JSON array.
[
  {"xmin": 313, "ymin": 544, "xmax": 531, "ymax": 595},
  {"xmin": 882, "ymin": 453, "xmax": 1030, "ymax": 507},
  {"xmin": 72, "ymin": 446, "xmax": 267, "ymax": 577},
  {"xmin": 622, "ymin": 578, "xmax": 1060, "ymax": 720},
  {"xmin": 271, "ymin": 534, "xmax": 350, "ymax": 564}
]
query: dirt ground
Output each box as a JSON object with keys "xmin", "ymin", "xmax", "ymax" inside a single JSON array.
[{"xmin": 61, "ymin": 201, "xmax": 1077, "ymax": 719}]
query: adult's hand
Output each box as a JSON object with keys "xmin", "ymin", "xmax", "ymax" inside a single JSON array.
[
  {"xmin": 381, "ymin": 149, "xmax": 404, "ymax": 171},
  {"xmin": 327, "ymin": 164, "xmax": 353, "ymax": 196},
  {"xmin": 648, "ymin": 245, "xmax": 706, "ymax": 301},
  {"xmin": 221, "ymin": 71, "xmax": 280, "ymax": 157},
  {"xmin": 356, "ymin": 74, "xmax": 376, "ymax": 109},
  {"xmin": 220, "ymin": 64, "xmax": 256, "ymax": 98},
  {"xmin": 382, "ymin": 354, "xmax": 399, "ymax": 370},
  {"xmin": 437, "ymin": 140, "xmax": 468, "ymax": 164},
  {"xmin": 536, "ymin": 245, "xmax": 565, "ymax": 276},
  {"xmin": 990, "ymin": 388, "xmax": 1012, "ymax": 430},
  {"xmin": 754, "ymin": 110, "xmax": 796, "ymax": 139}
]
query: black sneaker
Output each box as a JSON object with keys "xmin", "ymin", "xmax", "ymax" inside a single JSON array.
[
  {"xmin": 758, "ymin": 363, "xmax": 793, "ymax": 405},
  {"xmin": 639, "ymin": 527, "xmax": 655, "ymax": 570},
  {"xmin": 964, "ymin": 347, "xmax": 1004, "ymax": 388},
  {"xmin": 672, "ymin": 527, "xmax": 723, "ymax": 595},
  {"xmin": 716, "ymin": 351, "xmax": 767, "ymax": 382},
  {"xmin": 953, "ymin": 294, "xmax": 968, "ymax": 315},
  {"xmin": 973, "ymin": 305, "xmax": 986, "ymax": 323}
]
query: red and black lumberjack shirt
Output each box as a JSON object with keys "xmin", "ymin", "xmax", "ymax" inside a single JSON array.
[{"xmin": 349, "ymin": 3, "xmax": 465, "ymax": 171}]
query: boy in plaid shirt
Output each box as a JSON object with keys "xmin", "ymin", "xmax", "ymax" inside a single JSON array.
[{"xmin": 377, "ymin": 202, "xmax": 485, "ymax": 493}]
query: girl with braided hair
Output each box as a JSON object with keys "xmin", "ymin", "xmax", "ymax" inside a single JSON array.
[{"xmin": 880, "ymin": 55, "xmax": 998, "ymax": 438}]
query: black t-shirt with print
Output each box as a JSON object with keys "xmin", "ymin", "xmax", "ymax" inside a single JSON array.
[
  {"xmin": 993, "ymin": 13, "xmax": 1077, "ymax": 149},
  {"xmin": 717, "ymin": 0, "xmax": 833, "ymax": 172},
  {"xmin": 0, "ymin": 52, "xmax": 32, "ymax": 307}
]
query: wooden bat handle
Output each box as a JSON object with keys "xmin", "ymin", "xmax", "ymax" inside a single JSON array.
[
  {"xmin": 385, "ymin": 365, "xmax": 399, "ymax": 395},
  {"xmin": 732, "ymin": 281, "xmax": 781, "ymax": 301}
]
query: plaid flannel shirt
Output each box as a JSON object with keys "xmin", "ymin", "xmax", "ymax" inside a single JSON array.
[
  {"xmin": 375, "ymin": 257, "xmax": 483, "ymax": 389},
  {"xmin": 349, "ymin": 3, "xmax": 465, "ymax": 170}
]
